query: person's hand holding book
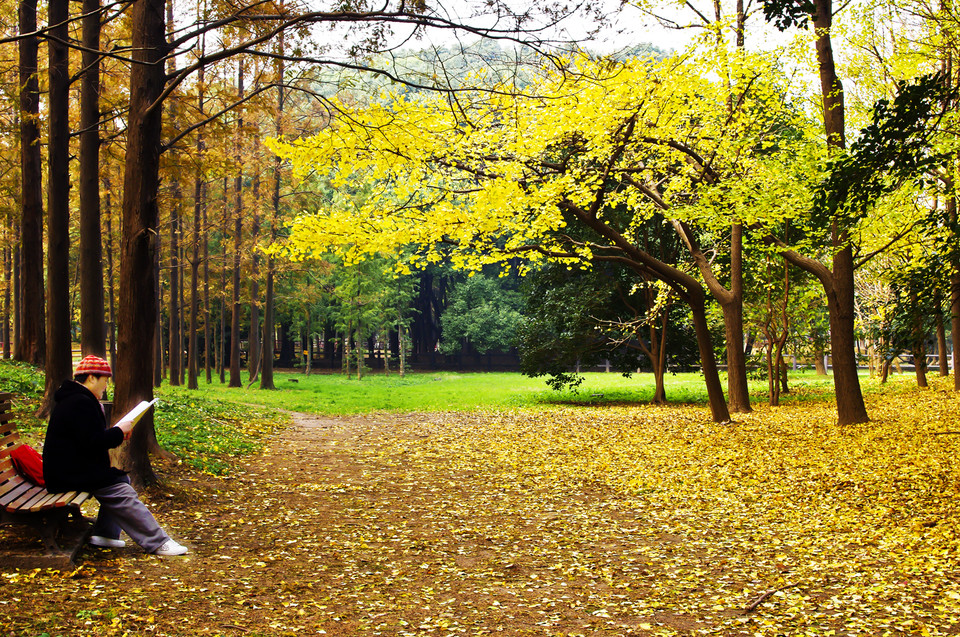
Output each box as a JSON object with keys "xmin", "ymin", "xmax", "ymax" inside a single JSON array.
[{"xmin": 116, "ymin": 418, "xmax": 135, "ymax": 441}]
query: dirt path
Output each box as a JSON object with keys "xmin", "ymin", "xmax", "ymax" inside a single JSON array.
[{"xmin": 1, "ymin": 411, "xmax": 700, "ymax": 636}]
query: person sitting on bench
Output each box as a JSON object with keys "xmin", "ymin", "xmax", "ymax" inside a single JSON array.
[{"xmin": 42, "ymin": 355, "xmax": 188, "ymax": 556}]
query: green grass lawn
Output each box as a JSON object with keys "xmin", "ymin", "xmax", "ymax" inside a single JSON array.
[
  {"xmin": 0, "ymin": 359, "xmax": 845, "ymax": 474},
  {"xmin": 158, "ymin": 367, "xmax": 840, "ymax": 415}
]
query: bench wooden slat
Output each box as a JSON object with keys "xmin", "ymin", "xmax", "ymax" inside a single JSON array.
[
  {"xmin": 0, "ymin": 480, "xmax": 33, "ymax": 508},
  {"xmin": 0, "ymin": 461, "xmax": 19, "ymax": 484},
  {"xmin": 43, "ymin": 491, "xmax": 89, "ymax": 510},
  {"xmin": 27, "ymin": 491, "xmax": 61, "ymax": 512},
  {"xmin": 8, "ymin": 484, "xmax": 46, "ymax": 510},
  {"xmin": 0, "ymin": 395, "xmax": 93, "ymax": 561},
  {"xmin": 0, "ymin": 433, "xmax": 20, "ymax": 453}
]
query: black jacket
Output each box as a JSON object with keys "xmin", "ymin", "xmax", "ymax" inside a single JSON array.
[{"xmin": 42, "ymin": 380, "xmax": 125, "ymax": 493}]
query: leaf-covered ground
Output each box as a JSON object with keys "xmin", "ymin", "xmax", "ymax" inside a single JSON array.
[{"xmin": 1, "ymin": 378, "xmax": 959, "ymax": 636}]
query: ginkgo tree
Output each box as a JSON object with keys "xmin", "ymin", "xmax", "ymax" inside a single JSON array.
[{"xmin": 268, "ymin": 51, "xmax": 812, "ymax": 423}]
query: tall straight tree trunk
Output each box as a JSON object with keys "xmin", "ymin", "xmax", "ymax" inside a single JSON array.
[
  {"xmin": 17, "ymin": 0, "xmax": 45, "ymax": 367},
  {"xmin": 261, "ymin": 39, "xmax": 284, "ymax": 391},
  {"xmin": 248, "ymin": 164, "xmax": 260, "ymax": 383},
  {"xmin": 218, "ymin": 177, "xmax": 227, "ymax": 383},
  {"xmin": 166, "ymin": 0, "xmax": 181, "ymax": 386},
  {"xmin": 950, "ymin": 195, "xmax": 960, "ymax": 391},
  {"xmin": 168, "ymin": 195, "xmax": 182, "ymax": 385},
  {"xmin": 40, "ymin": 0, "xmax": 74, "ymax": 418},
  {"xmin": 911, "ymin": 289, "xmax": 929, "ymax": 388},
  {"xmin": 3, "ymin": 246, "xmax": 10, "ymax": 359},
  {"xmin": 79, "ymin": 0, "xmax": 106, "ymax": 358},
  {"xmin": 105, "ymin": 185, "xmax": 118, "ymax": 371},
  {"xmin": 13, "ymin": 241, "xmax": 20, "ymax": 361},
  {"xmin": 203, "ymin": 182, "xmax": 212, "ymax": 384},
  {"xmin": 154, "ymin": 225, "xmax": 164, "ymax": 386},
  {"xmin": 187, "ymin": 181, "xmax": 200, "ymax": 390},
  {"xmin": 187, "ymin": 29, "xmax": 207, "ymax": 390},
  {"xmin": 229, "ymin": 60, "xmax": 245, "ymax": 388},
  {"xmin": 115, "ymin": 0, "xmax": 167, "ymax": 487},
  {"xmin": 774, "ymin": 0, "xmax": 869, "ymax": 424},
  {"xmin": 187, "ymin": 69, "xmax": 205, "ymax": 390},
  {"xmin": 934, "ymin": 289, "xmax": 949, "ymax": 377}
]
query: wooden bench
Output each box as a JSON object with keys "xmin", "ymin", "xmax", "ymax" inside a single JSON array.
[{"xmin": 0, "ymin": 392, "xmax": 93, "ymax": 562}]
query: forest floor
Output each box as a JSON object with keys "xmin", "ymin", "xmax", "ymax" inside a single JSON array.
[{"xmin": 2, "ymin": 386, "xmax": 960, "ymax": 636}]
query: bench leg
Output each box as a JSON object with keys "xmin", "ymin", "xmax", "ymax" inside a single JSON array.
[
  {"xmin": 1, "ymin": 506, "xmax": 93, "ymax": 564},
  {"xmin": 38, "ymin": 509, "xmax": 94, "ymax": 562}
]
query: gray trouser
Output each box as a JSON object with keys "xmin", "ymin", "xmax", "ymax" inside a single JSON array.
[{"xmin": 91, "ymin": 476, "xmax": 169, "ymax": 552}]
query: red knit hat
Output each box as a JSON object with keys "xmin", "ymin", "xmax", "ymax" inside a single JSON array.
[{"xmin": 74, "ymin": 355, "xmax": 112, "ymax": 378}]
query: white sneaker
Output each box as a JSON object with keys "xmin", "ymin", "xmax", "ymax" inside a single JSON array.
[
  {"xmin": 154, "ymin": 539, "xmax": 188, "ymax": 556},
  {"xmin": 89, "ymin": 535, "xmax": 126, "ymax": 548}
]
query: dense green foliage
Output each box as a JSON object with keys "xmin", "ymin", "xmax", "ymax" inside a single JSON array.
[{"xmin": 438, "ymin": 274, "xmax": 523, "ymax": 355}]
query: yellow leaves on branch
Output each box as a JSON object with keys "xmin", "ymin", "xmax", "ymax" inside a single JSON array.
[{"xmin": 266, "ymin": 51, "xmax": 808, "ymax": 270}]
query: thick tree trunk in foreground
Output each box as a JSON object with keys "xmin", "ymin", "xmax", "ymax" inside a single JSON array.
[
  {"xmin": 784, "ymin": 0, "xmax": 869, "ymax": 424},
  {"xmin": 40, "ymin": 0, "xmax": 74, "ymax": 418},
  {"xmin": 116, "ymin": 0, "xmax": 166, "ymax": 487},
  {"xmin": 17, "ymin": 0, "xmax": 45, "ymax": 367},
  {"xmin": 826, "ymin": 242, "xmax": 869, "ymax": 423}
]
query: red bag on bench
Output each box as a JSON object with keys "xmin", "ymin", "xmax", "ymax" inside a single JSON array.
[{"xmin": 10, "ymin": 444, "xmax": 45, "ymax": 486}]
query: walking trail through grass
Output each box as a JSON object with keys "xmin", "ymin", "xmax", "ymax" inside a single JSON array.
[{"xmin": 2, "ymin": 385, "xmax": 960, "ymax": 636}]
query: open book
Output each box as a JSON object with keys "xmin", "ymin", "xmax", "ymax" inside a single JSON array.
[{"xmin": 117, "ymin": 398, "xmax": 158, "ymax": 426}]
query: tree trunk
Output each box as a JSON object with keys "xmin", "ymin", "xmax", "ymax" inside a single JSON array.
[
  {"xmin": 17, "ymin": 0, "xmax": 45, "ymax": 367},
  {"xmin": 115, "ymin": 0, "xmax": 167, "ymax": 487},
  {"xmin": 913, "ymin": 342, "xmax": 928, "ymax": 388},
  {"xmin": 187, "ymin": 151, "xmax": 204, "ymax": 390},
  {"xmin": 218, "ymin": 176, "xmax": 228, "ymax": 383},
  {"xmin": 651, "ymin": 313, "xmax": 668, "ymax": 404},
  {"xmin": 813, "ymin": 345, "xmax": 827, "ymax": 374},
  {"xmin": 187, "ymin": 173, "xmax": 202, "ymax": 390},
  {"xmin": 809, "ymin": 0, "xmax": 868, "ymax": 423},
  {"xmin": 203, "ymin": 183, "xmax": 212, "ymax": 384},
  {"xmin": 949, "ymin": 195, "xmax": 960, "ymax": 391},
  {"xmin": 689, "ymin": 290, "xmax": 730, "ymax": 422},
  {"xmin": 260, "ymin": 49, "xmax": 283, "ymax": 390},
  {"xmin": 911, "ymin": 288, "xmax": 929, "ymax": 388},
  {"xmin": 79, "ymin": 0, "xmax": 106, "ymax": 358},
  {"xmin": 248, "ymin": 167, "xmax": 261, "ymax": 384},
  {"xmin": 229, "ymin": 60, "xmax": 244, "ymax": 388},
  {"xmin": 154, "ymin": 225, "xmax": 164, "ymax": 386},
  {"xmin": 3, "ymin": 246, "xmax": 9, "ymax": 360},
  {"xmin": 165, "ymin": 0, "xmax": 181, "ymax": 387},
  {"xmin": 104, "ymin": 185, "xmax": 118, "ymax": 371},
  {"xmin": 765, "ymin": 338, "xmax": 778, "ymax": 406},
  {"xmin": 934, "ymin": 291, "xmax": 949, "ymax": 377},
  {"xmin": 725, "ymin": 222, "xmax": 750, "ymax": 412},
  {"xmin": 167, "ymin": 197, "xmax": 182, "ymax": 386},
  {"xmin": 826, "ymin": 244, "xmax": 869, "ymax": 423},
  {"xmin": 40, "ymin": 0, "xmax": 74, "ymax": 418},
  {"xmin": 778, "ymin": 352, "xmax": 789, "ymax": 394},
  {"xmin": 672, "ymin": 220, "xmax": 751, "ymax": 413},
  {"xmin": 12, "ymin": 241, "xmax": 19, "ymax": 361}
]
